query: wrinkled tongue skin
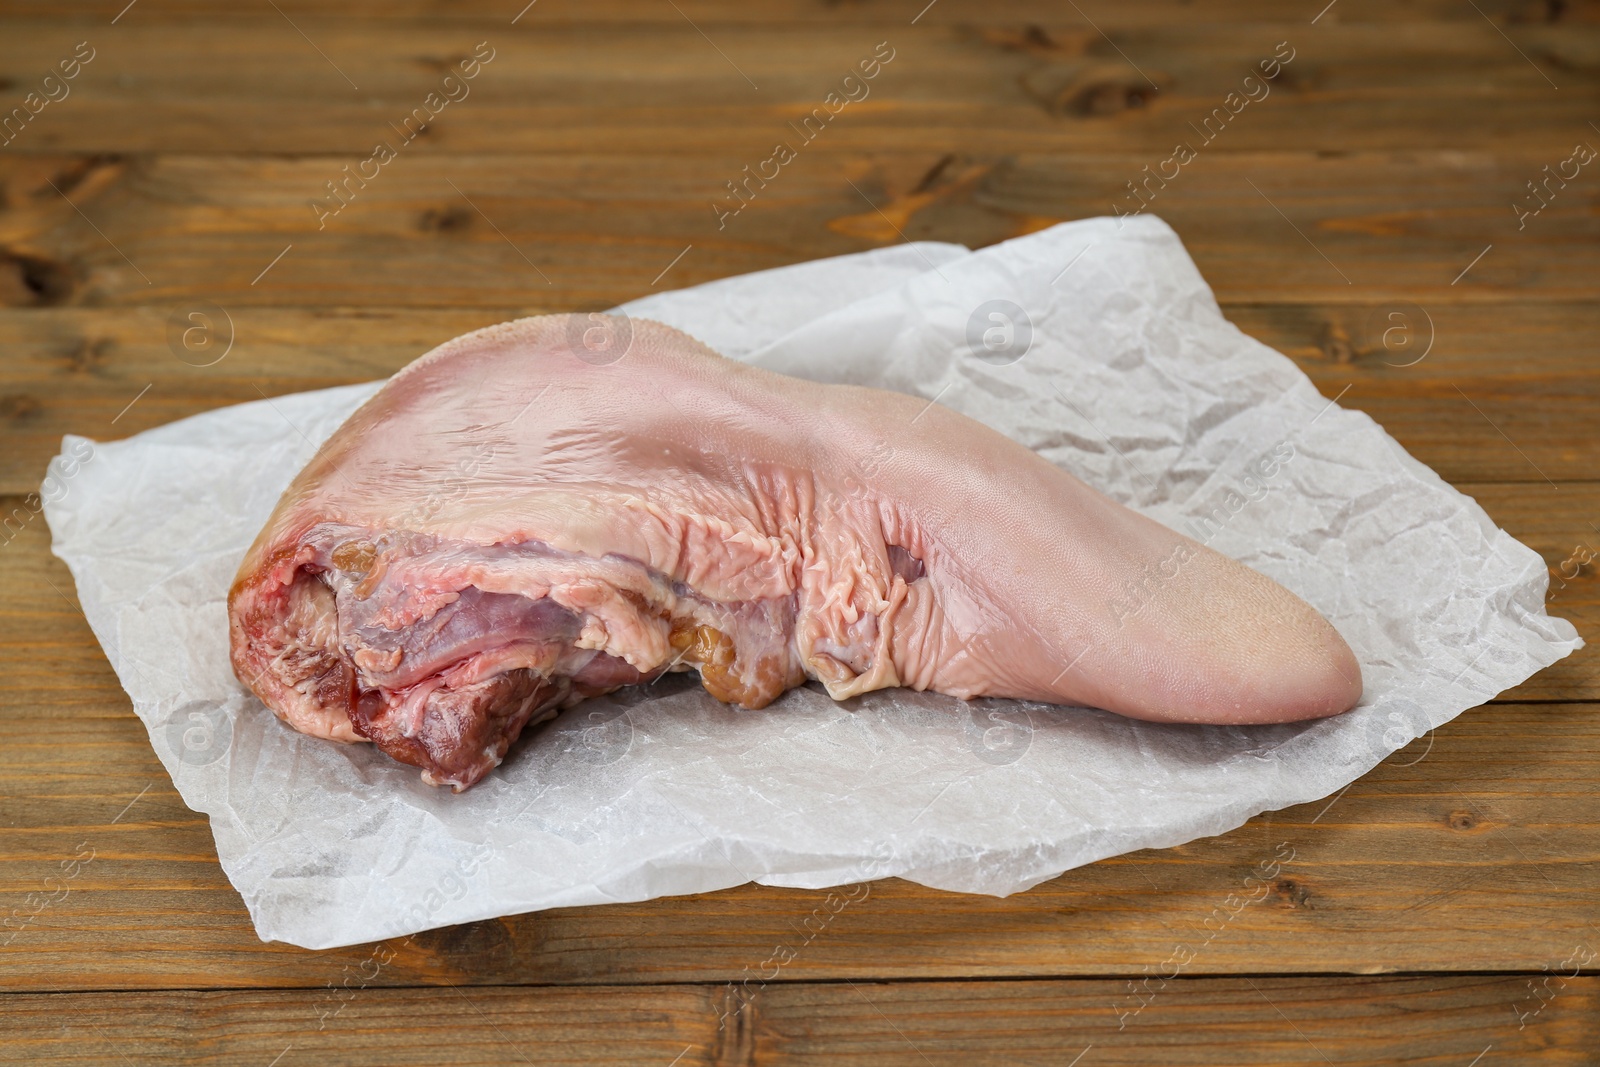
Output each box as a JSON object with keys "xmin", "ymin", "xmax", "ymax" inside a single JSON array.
[{"xmin": 228, "ymin": 315, "xmax": 1363, "ymax": 791}]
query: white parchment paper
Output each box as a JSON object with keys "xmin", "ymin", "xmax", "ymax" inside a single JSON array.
[{"xmin": 44, "ymin": 217, "xmax": 1580, "ymax": 949}]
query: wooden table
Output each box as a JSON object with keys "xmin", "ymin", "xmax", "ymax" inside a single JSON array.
[{"xmin": 2, "ymin": 2, "xmax": 1596, "ymax": 1063}]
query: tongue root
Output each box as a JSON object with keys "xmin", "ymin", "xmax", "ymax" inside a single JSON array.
[{"xmin": 350, "ymin": 669, "xmax": 562, "ymax": 790}]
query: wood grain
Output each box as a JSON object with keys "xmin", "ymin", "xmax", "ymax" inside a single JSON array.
[
  {"xmin": 2, "ymin": 0, "xmax": 1594, "ymax": 22},
  {"xmin": 1, "ymin": 985, "xmax": 716, "ymax": 1067},
  {"xmin": 1, "ymin": 152, "xmax": 1595, "ymax": 313},
  {"xmin": 1, "ymin": 977, "xmax": 1593, "ymax": 1065},
  {"xmin": 0, "ymin": 18, "xmax": 1591, "ymax": 157},
  {"xmin": 750, "ymin": 976, "xmax": 1598, "ymax": 1066},
  {"xmin": 0, "ymin": 0, "xmax": 1596, "ymax": 1060}
]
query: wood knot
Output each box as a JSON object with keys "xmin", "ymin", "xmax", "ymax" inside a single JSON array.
[
  {"xmin": 1509, "ymin": 0, "xmax": 1566, "ymax": 22},
  {"xmin": 1320, "ymin": 321, "xmax": 1355, "ymax": 363},
  {"xmin": 419, "ymin": 205, "xmax": 473, "ymax": 233},
  {"xmin": 981, "ymin": 24, "xmax": 1067, "ymax": 56},
  {"xmin": 910, "ymin": 153, "xmax": 956, "ymax": 195},
  {"xmin": 1069, "ymin": 79, "xmax": 1155, "ymax": 116},
  {"xmin": 1022, "ymin": 64, "xmax": 1164, "ymax": 119},
  {"xmin": 61, "ymin": 335, "xmax": 115, "ymax": 374},
  {"xmin": 1447, "ymin": 810, "xmax": 1479, "ymax": 832},
  {"xmin": 1274, "ymin": 878, "xmax": 1311, "ymax": 909},
  {"xmin": 710, "ymin": 981, "xmax": 759, "ymax": 1065},
  {"xmin": 1021, "ymin": 25, "xmax": 1056, "ymax": 50},
  {"xmin": 412, "ymin": 53, "xmax": 473, "ymax": 73},
  {"xmin": 45, "ymin": 154, "xmax": 126, "ymax": 200},
  {"xmin": 0, "ymin": 393, "xmax": 42, "ymax": 421},
  {"xmin": 0, "ymin": 250, "xmax": 76, "ymax": 306},
  {"xmin": 411, "ymin": 918, "xmax": 515, "ymax": 971},
  {"xmin": 1269, "ymin": 66, "xmax": 1311, "ymax": 93}
]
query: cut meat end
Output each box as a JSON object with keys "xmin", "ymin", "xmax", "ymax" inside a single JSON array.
[
  {"xmin": 350, "ymin": 667, "xmax": 564, "ymax": 791},
  {"xmin": 229, "ymin": 566, "xmax": 359, "ymax": 743},
  {"xmin": 240, "ymin": 535, "xmax": 807, "ymax": 788},
  {"xmin": 232, "ymin": 519, "xmax": 814, "ymax": 789},
  {"xmin": 342, "ymin": 586, "xmax": 581, "ymax": 692},
  {"xmin": 335, "ymin": 583, "xmax": 591, "ymax": 790},
  {"xmin": 278, "ymin": 571, "xmax": 355, "ymax": 714}
]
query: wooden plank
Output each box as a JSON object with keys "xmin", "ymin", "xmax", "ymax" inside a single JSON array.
[
  {"xmin": 1, "ymin": 152, "xmax": 1593, "ymax": 315},
  {"xmin": 0, "ymin": 0, "xmax": 1588, "ymax": 23},
  {"xmin": 753, "ymin": 976, "xmax": 1599, "ymax": 1066},
  {"xmin": 1227, "ymin": 302, "xmax": 1600, "ymax": 486},
  {"xmin": 0, "ymin": 21, "xmax": 1592, "ymax": 157},
  {"xmin": 2, "ymin": 493, "xmax": 1594, "ymax": 991},
  {"xmin": 0, "ymin": 986, "xmax": 717, "ymax": 1067},
  {"xmin": 772, "ymin": 976, "xmax": 1598, "ymax": 1065},
  {"xmin": 2, "ymin": 299, "xmax": 1598, "ymax": 493},
  {"xmin": 1, "ymin": 977, "xmax": 1594, "ymax": 1065}
]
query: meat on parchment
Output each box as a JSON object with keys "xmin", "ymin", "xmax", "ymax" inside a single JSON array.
[{"xmin": 228, "ymin": 315, "xmax": 1362, "ymax": 791}]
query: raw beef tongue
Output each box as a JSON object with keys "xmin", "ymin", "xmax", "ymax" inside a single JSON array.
[{"xmin": 228, "ymin": 314, "xmax": 1362, "ymax": 791}]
